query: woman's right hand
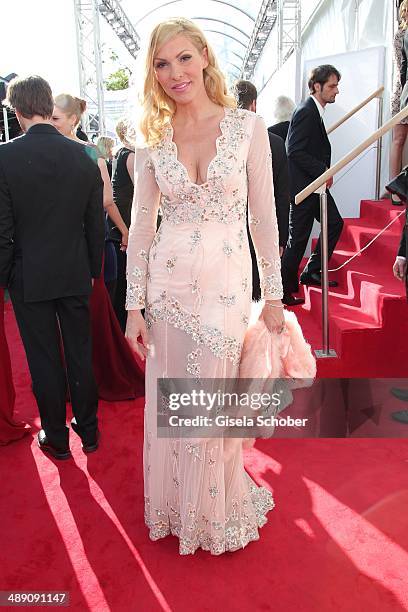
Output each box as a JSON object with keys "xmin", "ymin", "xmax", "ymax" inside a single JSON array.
[
  {"xmin": 125, "ymin": 310, "xmax": 149, "ymax": 361},
  {"xmin": 120, "ymin": 227, "xmax": 129, "ymax": 252}
]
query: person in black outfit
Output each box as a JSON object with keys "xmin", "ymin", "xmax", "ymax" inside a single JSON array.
[
  {"xmin": 0, "ymin": 76, "xmax": 105, "ymax": 459},
  {"xmin": 268, "ymin": 95, "xmax": 295, "ymax": 142},
  {"xmin": 281, "ymin": 65, "xmax": 344, "ymax": 305},
  {"xmin": 109, "ymin": 118, "xmax": 135, "ymax": 330},
  {"xmin": 76, "ymin": 124, "xmax": 89, "ymax": 142},
  {"xmin": 234, "ymin": 80, "xmax": 290, "ymax": 301}
]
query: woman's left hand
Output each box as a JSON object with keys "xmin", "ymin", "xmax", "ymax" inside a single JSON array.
[{"xmin": 261, "ymin": 301, "xmax": 286, "ymax": 335}]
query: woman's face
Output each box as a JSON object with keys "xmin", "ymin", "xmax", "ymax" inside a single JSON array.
[
  {"xmin": 153, "ymin": 34, "xmax": 208, "ymax": 105},
  {"xmin": 52, "ymin": 106, "xmax": 75, "ymax": 137}
]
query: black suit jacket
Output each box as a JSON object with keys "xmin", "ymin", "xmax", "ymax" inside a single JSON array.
[
  {"xmin": 268, "ymin": 132, "xmax": 290, "ymax": 247},
  {"xmin": 0, "ymin": 124, "xmax": 105, "ymax": 302},
  {"xmin": 286, "ymin": 96, "xmax": 331, "ymax": 201},
  {"xmin": 268, "ymin": 121, "xmax": 290, "ymax": 142}
]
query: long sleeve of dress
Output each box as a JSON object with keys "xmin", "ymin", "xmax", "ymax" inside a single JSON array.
[
  {"xmin": 247, "ymin": 115, "xmax": 284, "ymax": 301},
  {"xmin": 126, "ymin": 147, "xmax": 161, "ymax": 310}
]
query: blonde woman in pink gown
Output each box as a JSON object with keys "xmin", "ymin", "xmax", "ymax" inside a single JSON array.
[{"xmin": 126, "ymin": 18, "xmax": 285, "ymax": 555}]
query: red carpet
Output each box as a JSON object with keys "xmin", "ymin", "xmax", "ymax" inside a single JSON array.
[
  {"xmin": 2, "ymin": 302, "xmax": 408, "ymax": 610},
  {"xmin": 289, "ymin": 199, "xmax": 408, "ymax": 378}
]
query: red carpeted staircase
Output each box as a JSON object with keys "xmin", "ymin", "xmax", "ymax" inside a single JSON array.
[{"xmin": 289, "ymin": 199, "xmax": 408, "ymax": 378}]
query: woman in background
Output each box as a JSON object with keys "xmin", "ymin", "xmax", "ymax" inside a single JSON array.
[
  {"xmin": 0, "ymin": 289, "xmax": 30, "ymax": 445},
  {"xmin": 109, "ymin": 118, "xmax": 135, "ymax": 331},
  {"xmin": 52, "ymin": 95, "xmax": 144, "ymax": 401},
  {"xmin": 96, "ymin": 136, "xmax": 115, "ymax": 178}
]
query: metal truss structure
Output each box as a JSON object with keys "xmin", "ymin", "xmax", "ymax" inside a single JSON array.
[
  {"xmin": 98, "ymin": 0, "xmax": 140, "ymax": 58},
  {"xmin": 241, "ymin": 0, "xmax": 278, "ymax": 79},
  {"xmin": 241, "ymin": 0, "xmax": 301, "ymax": 79},
  {"xmin": 74, "ymin": 0, "xmax": 140, "ymax": 136},
  {"xmin": 73, "ymin": 0, "xmax": 106, "ymax": 136},
  {"xmin": 277, "ymin": 0, "xmax": 301, "ymax": 67}
]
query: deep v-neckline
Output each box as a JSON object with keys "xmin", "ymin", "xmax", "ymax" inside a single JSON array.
[{"xmin": 169, "ymin": 107, "xmax": 228, "ymax": 187}]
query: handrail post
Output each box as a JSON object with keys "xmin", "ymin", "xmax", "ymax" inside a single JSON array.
[
  {"xmin": 375, "ymin": 95, "xmax": 383, "ymax": 200},
  {"xmin": 315, "ymin": 189, "xmax": 337, "ymax": 359}
]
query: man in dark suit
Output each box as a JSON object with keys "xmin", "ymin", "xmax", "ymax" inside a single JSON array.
[
  {"xmin": 234, "ymin": 80, "xmax": 290, "ymax": 300},
  {"xmin": 281, "ymin": 65, "xmax": 344, "ymax": 305},
  {"xmin": 0, "ymin": 76, "xmax": 105, "ymax": 459}
]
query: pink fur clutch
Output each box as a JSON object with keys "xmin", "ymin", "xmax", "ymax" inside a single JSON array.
[
  {"xmin": 239, "ymin": 301, "xmax": 316, "ymax": 380},
  {"xmin": 239, "ymin": 301, "xmax": 316, "ymax": 447}
]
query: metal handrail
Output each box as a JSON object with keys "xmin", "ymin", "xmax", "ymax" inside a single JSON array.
[
  {"xmin": 295, "ymin": 104, "xmax": 408, "ymax": 205},
  {"xmin": 326, "ymin": 86, "xmax": 384, "ymax": 135}
]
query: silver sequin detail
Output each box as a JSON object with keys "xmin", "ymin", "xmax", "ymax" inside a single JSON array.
[
  {"xmin": 218, "ymin": 294, "xmax": 236, "ymax": 307},
  {"xmin": 130, "ymin": 266, "xmax": 145, "ymax": 281},
  {"xmin": 126, "ymin": 281, "xmax": 145, "ymax": 309},
  {"xmin": 209, "ymin": 486, "xmax": 219, "ymax": 499},
  {"xmin": 149, "ymin": 109, "xmax": 249, "ymax": 226},
  {"xmin": 185, "ymin": 443, "xmax": 202, "ymax": 461},
  {"xmin": 190, "ymin": 279, "xmax": 200, "ymax": 294},
  {"xmin": 190, "ymin": 229, "xmax": 202, "ymax": 252},
  {"xmin": 166, "ymin": 257, "xmax": 177, "ymax": 274},
  {"xmin": 258, "ymin": 256, "xmax": 272, "ymax": 270},
  {"xmin": 138, "ymin": 249, "xmax": 149, "ymax": 262},
  {"xmin": 144, "ymin": 480, "xmax": 274, "ymax": 555},
  {"xmin": 261, "ymin": 273, "xmax": 282, "ymax": 299},
  {"xmin": 146, "ymin": 292, "xmax": 241, "ymax": 364},
  {"xmin": 237, "ymin": 229, "xmax": 245, "ymax": 250},
  {"xmin": 223, "ymin": 241, "xmax": 233, "ymax": 257},
  {"xmin": 186, "ymin": 362, "xmax": 201, "ymax": 377}
]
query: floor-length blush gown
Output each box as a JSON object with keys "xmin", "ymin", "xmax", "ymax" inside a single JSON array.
[
  {"xmin": 126, "ymin": 108, "xmax": 283, "ymax": 555},
  {"xmin": 0, "ymin": 290, "xmax": 30, "ymax": 445}
]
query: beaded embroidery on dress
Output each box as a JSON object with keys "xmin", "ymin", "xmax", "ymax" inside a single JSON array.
[{"xmin": 126, "ymin": 108, "xmax": 283, "ymax": 555}]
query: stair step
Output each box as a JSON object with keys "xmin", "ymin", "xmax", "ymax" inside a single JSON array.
[
  {"xmin": 360, "ymin": 198, "xmax": 406, "ymax": 225},
  {"xmin": 311, "ymin": 218, "xmax": 403, "ymax": 260}
]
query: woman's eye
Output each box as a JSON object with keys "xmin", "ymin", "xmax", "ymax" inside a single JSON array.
[
  {"xmin": 180, "ymin": 55, "xmax": 191, "ymax": 62},
  {"xmin": 155, "ymin": 62, "xmax": 167, "ymax": 69}
]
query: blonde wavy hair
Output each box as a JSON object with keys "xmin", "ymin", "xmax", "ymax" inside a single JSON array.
[
  {"xmin": 140, "ymin": 17, "xmax": 236, "ymax": 146},
  {"xmin": 115, "ymin": 117, "xmax": 136, "ymax": 150},
  {"xmin": 400, "ymin": 0, "xmax": 408, "ymax": 30}
]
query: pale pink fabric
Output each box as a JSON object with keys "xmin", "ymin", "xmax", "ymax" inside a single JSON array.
[
  {"xmin": 126, "ymin": 108, "xmax": 284, "ymax": 555},
  {"xmin": 239, "ymin": 302, "xmax": 316, "ymax": 449}
]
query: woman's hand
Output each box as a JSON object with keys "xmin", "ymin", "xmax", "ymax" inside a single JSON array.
[
  {"xmin": 261, "ymin": 300, "xmax": 286, "ymax": 335},
  {"xmin": 393, "ymin": 257, "xmax": 407, "ymax": 281},
  {"xmin": 125, "ymin": 310, "xmax": 149, "ymax": 361},
  {"xmin": 120, "ymin": 228, "xmax": 129, "ymax": 252}
]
